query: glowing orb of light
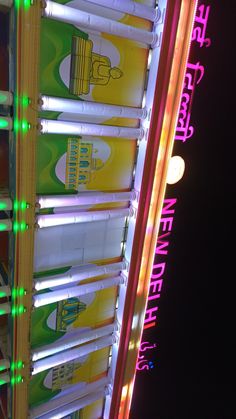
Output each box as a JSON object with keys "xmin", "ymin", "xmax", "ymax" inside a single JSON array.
[{"xmin": 167, "ymin": 155, "xmax": 185, "ymax": 185}]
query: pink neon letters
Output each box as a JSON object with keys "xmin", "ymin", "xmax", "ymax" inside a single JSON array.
[
  {"xmin": 136, "ymin": 342, "xmax": 157, "ymax": 371},
  {"xmin": 192, "ymin": 4, "xmax": 211, "ymax": 47},
  {"xmin": 144, "ymin": 198, "xmax": 177, "ymax": 329},
  {"xmin": 136, "ymin": 199, "xmax": 177, "ymax": 372},
  {"xmin": 175, "ymin": 3, "xmax": 210, "ymax": 142}
]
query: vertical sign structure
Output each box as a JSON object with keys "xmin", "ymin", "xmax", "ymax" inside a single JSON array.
[
  {"xmin": 110, "ymin": 2, "xmax": 201, "ymax": 418},
  {"xmin": 10, "ymin": 1, "xmax": 42, "ymax": 418},
  {"xmin": 136, "ymin": 1, "xmax": 211, "ymax": 372},
  {"xmin": 0, "ymin": 13, "xmax": 10, "ymax": 419}
]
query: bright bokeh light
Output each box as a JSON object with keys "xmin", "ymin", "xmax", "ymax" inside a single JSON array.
[
  {"xmin": 0, "ymin": 93, "xmax": 7, "ymax": 104},
  {"xmin": 13, "ymin": 200, "xmax": 27, "ymax": 211},
  {"xmin": 13, "ymin": 221, "xmax": 27, "ymax": 233},
  {"xmin": 0, "ymin": 118, "xmax": 9, "ymax": 129},
  {"xmin": 11, "ymin": 305, "xmax": 26, "ymax": 316},
  {"xmin": 14, "ymin": 119, "xmax": 30, "ymax": 133},
  {"xmin": 0, "ymin": 379, "xmax": 7, "ymax": 386},
  {"xmin": 0, "ymin": 202, "xmax": 7, "ymax": 210},
  {"xmin": 166, "ymin": 155, "xmax": 185, "ymax": 184},
  {"xmin": 11, "ymin": 375, "xmax": 23, "ymax": 385},
  {"xmin": 12, "ymin": 288, "xmax": 25, "ymax": 298},
  {"xmin": 11, "ymin": 360, "xmax": 24, "ymax": 371},
  {"xmin": 0, "ymin": 223, "xmax": 8, "ymax": 232}
]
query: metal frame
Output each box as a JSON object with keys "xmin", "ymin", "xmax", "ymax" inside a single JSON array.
[{"xmin": 10, "ymin": 2, "xmax": 41, "ymax": 418}]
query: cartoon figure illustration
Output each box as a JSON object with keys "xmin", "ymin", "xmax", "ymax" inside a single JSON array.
[
  {"xmin": 90, "ymin": 53, "xmax": 123, "ymax": 86},
  {"xmin": 70, "ymin": 37, "xmax": 123, "ymax": 96}
]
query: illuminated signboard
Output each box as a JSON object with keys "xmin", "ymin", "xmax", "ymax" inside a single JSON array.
[
  {"xmin": 192, "ymin": 4, "xmax": 211, "ymax": 48},
  {"xmin": 143, "ymin": 198, "xmax": 177, "ymax": 332},
  {"xmin": 136, "ymin": 198, "xmax": 177, "ymax": 371},
  {"xmin": 175, "ymin": 3, "xmax": 211, "ymax": 143},
  {"xmin": 137, "ymin": 2, "xmax": 211, "ymax": 372}
]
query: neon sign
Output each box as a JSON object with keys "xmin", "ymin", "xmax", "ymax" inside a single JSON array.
[
  {"xmin": 175, "ymin": 3, "xmax": 211, "ymax": 143},
  {"xmin": 175, "ymin": 62, "xmax": 205, "ymax": 142},
  {"xmin": 136, "ymin": 342, "xmax": 157, "ymax": 371},
  {"xmin": 144, "ymin": 198, "xmax": 177, "ymax": 330},
  {"xmin": 192, "ymin": 4, "xmax": 211, "ymax": 48},
  {"xmin": 136, "ymin": 198, "xmax": 177, "ymax": 371},
  {"xmin": 136, "ymin": 2, "xmax": 212, "ymax": 373}
]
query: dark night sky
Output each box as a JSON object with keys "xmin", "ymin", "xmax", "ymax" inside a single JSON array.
[{"xmin": 131, "ymin": 2, "xmax": 234, "ymax": 419}]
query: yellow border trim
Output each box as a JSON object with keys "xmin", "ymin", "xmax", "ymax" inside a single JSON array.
[
  {"xmin": 119, "ymin": 1, "xmax": 198, "ymax": 417},
  {"xmin": 12, "ymin": 2, "xmax": 41, "ymax": 418}
]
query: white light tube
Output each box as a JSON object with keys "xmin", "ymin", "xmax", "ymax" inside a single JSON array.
[
  {"xmin": 85, "ymin": 0, "xmax": 159, "ymax": 22},
  {"xmin": 38, "ymin": 191, "xmax": 136, "ymax": 209},
  {"xmin": 0, "ymin": 303, "xmax": 11, "ymax": 315},
  {"xmin": 33, "ymin": 275, "xmax": 123, "ymax": 307},
  {"xmin": 0, "ymin": 286, "xmax": 11, "ymax": 298},
  {"xmin": 0, "ymin": 197, "xmax": 12, "ymax": 211},
  {"xmin": 32, "ymin": 335, "xmax": 114, "ymax": 375},
  {"xmin": 29, "ymin": 377, "xmax": 110, "ymax": 418},
  {"xmin": 0, "ymin": 219, "xmax": 12, "ymax": 232},
  {"xmin": 32, "ymin": 323, "xmax": 115, "ymax": 361},
  {"xmin": 0, "ymin": 372, "xmax": 10, "ymax": 385},
  {"xmin": 34, "ymin": 261, "xmax": 127, "ymax": 291},
  {"xmin": 0, "ymin": 359, "xmax": 10, "ymax": 371},
  {"xmin": 0, "ymin": 117, "xmax": 12, "ymax": 131},
  {"xmin": 40, "ymin": 119, "xmax": 144, "ymax": 139},
  {"xmin": 35, "ymin": 389, "xmax": 106, "ymax": 419},
  {"xmin": 0, "ymin": 90, "xmax": 13, "ymax": 106},
  {"xmin": 41, "ymin": 96, "xmax": 147, "ymax": 120},
  {"xmin": 0, "ymin": 0, "xmax": 13, "ymax": 7},
  {"xmin": 44, "ymin": 1, "xmax": 158, "ymax": 46},
  {"xmin": 37, "ymin": 207, "xmax": 130, "ymax": 228}
]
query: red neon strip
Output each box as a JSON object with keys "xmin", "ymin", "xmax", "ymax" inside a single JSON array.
[
  {"xmin": 143, "ymin": 321, "xmax": 156, "ymax": 330},
  {"xmin": 109, "ymin": 2, "xmax": 182, "ymax": 418}
]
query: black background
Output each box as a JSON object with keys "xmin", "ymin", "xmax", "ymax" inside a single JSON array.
[{"xmin": 131, "ymin": 2, "xmax": 235, "ymax": 419}]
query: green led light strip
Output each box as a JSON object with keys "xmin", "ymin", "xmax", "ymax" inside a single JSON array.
[
  {"xmin": 0, "ymin": 221, "xmax": 28, "ymax": 232},
  {"xmin": 13, "ymin": 200, "xmax": 27, "ymax": 211},
  {"xmin": 24, "ymin": 0, "xmax": 31, "ymax": 10},
  {"xmin": 15, "ymin": 95, "xmax": 30, "ymax": 107},
  {"xmin": 14, "ymin": 119, "xmax": 30, "ymax": 133},
  {"xmin": 11, "ymin": 375, "xmax": 23, "ymax": 385},
  {"xmin": 15, "ymin": 0, "xmax": 31, "ymax": 10},
  {"xmin": 11, "ymin": 361, "xmax": 24, "ymax": 371},
  {"xmin": 12, "ymin": 288, "xmax": 26, "ymax": 299},
  {"xmin": 11, "ymin": 305, "xmax": 26, "ymax": 316},
  {"xmin": 13, "ymin": 221, "xmax": 28, "ymax": 233}
]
